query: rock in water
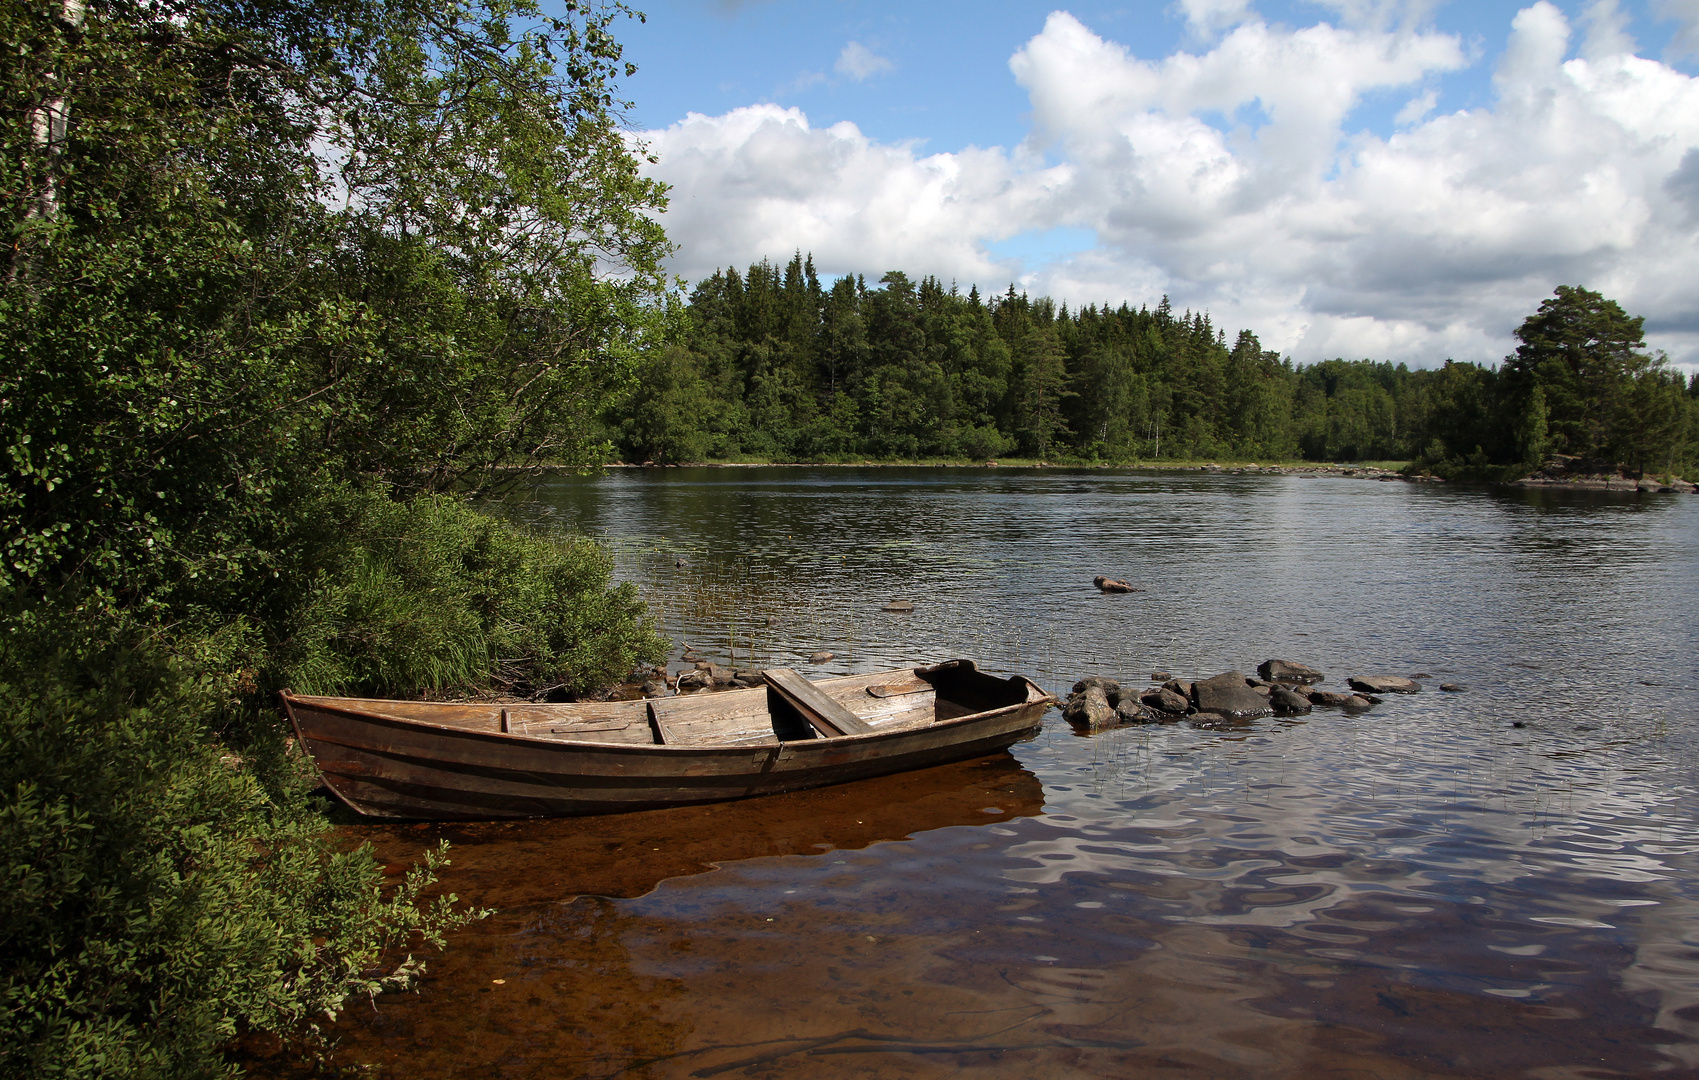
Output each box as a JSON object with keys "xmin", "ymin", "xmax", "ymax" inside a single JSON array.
[
  {"xmin": 1188, "ymin": 712, "xmax": 1241, "ymax": 730},
  {"xmin": 882, "ymin": 600, "xmax": 915, "ymax": 612},
  {"xmin": 1093, "ymin": 576, "xmax": 1140, "ymax": 593},
  {"xmin": 1270, "ymin": 687, "xmax": 1312, "ymax": 714},
  {"xmin": 1116, "ymin": 697, "xmax": 1160, "ymax": 724},
  {"xmin": 1348, "ymin": 675, "xmax": 1421, "ymax": 694},
  {"xmin": 1440, "ymin": 682, "xmax": 1465, "ymax": 692},
  {"xmin": 1191, "ymin": 672, "xmax": 1273, "ymax": 720},
  {"xmin": 1142, "ymin": 687, "xmax": 1191, "ymax": 714},
  {"xmin": 1071, "ymin": 675, "xmax": 1122, "ymax": 702},
  {"xmin": 1257, "ymin": 659, "xmax": 1325, "ymax": 684},
  {"xmin": 1308, "ymin": 689, "xmax": 1357, "ymax": 707},
  {"xmin": 809, "ymin": 651, "xmax": 834, "ymax": 663},
  {"xmin": 1064, "ymin": 684, "xmax": 1118, "ymax": 729}
]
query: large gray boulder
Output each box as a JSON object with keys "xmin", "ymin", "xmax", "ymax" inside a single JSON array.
[
  {"xmin": 1258, "ymin": 659, "xmax": 1325, "ymax": 684},
  {"xmin": 1348, "ymin": 675, "xmax": 1421, "ymax": 694},
  {"xmin": 1191, "ymin": 672, "xmax": 1273, "ymax": 720},
  {"xmin": 1064, "ymin": 684, "xmax": 1118, "ymax": 729}
]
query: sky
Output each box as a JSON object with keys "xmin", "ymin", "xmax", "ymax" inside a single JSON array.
[{"xmin": 581, "ymin": 1, "xmax": 1699, "ymax": 370}]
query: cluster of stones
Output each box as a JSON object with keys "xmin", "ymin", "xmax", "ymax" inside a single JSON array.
[
  {"xmin": 671, "ymin": 662, "xmax": 768, "ymax": 692},
  {"xmin": 640, "ymin": 648, "xmax": 839, "ymax": 697},
  {"xmin": 1061, "ymin": 659, "xmax": 1433, "ymax": 730}
]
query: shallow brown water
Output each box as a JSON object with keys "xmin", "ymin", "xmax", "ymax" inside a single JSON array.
[{"xmin": 255, "ymin": 468, "xmax": 1699, "ymax": 1079}]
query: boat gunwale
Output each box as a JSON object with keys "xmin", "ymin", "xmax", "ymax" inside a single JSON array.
[{"xmin": 282, "ymin": 673, "xmax": 1052, "ymax": 754}]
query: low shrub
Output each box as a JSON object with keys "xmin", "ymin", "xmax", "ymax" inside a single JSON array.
[
  {"xmin": 0, "ymin": 613, "xmax": 485, "ymax": 1080},
  {"xmin": 270, "ymin": 489, "xmax": 666, "ymax": 699}
]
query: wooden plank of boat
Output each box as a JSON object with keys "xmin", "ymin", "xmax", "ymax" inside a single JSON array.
[
  {"xmin": 761, "ymin": 667, "xmax": 873, "ymax": 736},
  {"xmin": 866, "ymin": 678, "xmax": 930, "ymax": 698},
  {"xmin": 648, "ymin": 692, "xmax": 780, "ymax": 747},
  {"xmin": 281, "ymin": 661, "xmax": 1054, "ymax": 820}
]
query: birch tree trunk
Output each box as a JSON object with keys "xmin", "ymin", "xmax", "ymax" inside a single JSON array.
[{"xmin": 24, "ymin": 0, "xmax": 85, "ymax": 224}]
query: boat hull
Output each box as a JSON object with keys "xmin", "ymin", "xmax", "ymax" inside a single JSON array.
[{"xmin": 284, "ymin": 665, "xmax": 1052, "ymax": 820}]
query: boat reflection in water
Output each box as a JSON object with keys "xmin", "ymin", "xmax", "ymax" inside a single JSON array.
[{"xmin": 247, "ymin": 754, "xmax": 1046, "ymax": 1077}]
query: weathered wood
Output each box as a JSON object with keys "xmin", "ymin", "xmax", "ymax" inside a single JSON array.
[
  {"xmin": 282, "ymin": 661, "xmax": 1055, "ymax": 820},
  {"xmin": 649, "ymin": 691, "xmax": 779, "ymax": 746},
  {"xmin": 762, "ymin": 668, "xmax": 874, "ymax": 737},
  {"xmin": 867, "ymin": 680, "xmax": 931, "ymax": 698},
  {"xmin": 507, "ymin": 701, "xmax": 654, "ymax": 745}
]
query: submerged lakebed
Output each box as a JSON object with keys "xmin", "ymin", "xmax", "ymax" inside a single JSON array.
[{"xmin": 257, "ymin": 467, "xmax": 1699, "ymax": 1079}]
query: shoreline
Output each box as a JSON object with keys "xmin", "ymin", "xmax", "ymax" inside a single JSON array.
[
  {"xmin": 524, "ymin": 459, "xmax": 1696, "ymax": 493},
  {"xmin": 598, "ymin": 460, "xmax": 1422, "ymax": 477}
]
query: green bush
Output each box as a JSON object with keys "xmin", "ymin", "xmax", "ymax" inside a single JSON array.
[
  {"xmin": 0, "ymin": 614, "xmax": 485, "ymax": 1080},
  {"xmin": 271, "ymin": 490, "xmax": 666, "ymax": 699}
]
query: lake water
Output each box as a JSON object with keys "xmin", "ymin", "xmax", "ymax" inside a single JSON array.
[{"xmin": 266, "ymin": 467, "xmax": 1699, "ymax": 1079}]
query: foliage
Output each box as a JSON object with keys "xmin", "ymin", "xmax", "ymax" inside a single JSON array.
[
  {"xmin": 609, "ymin": 263, "xmax": 1699, "ymax": 479},
  {"xmin": 2, "ymin": 0, "xmax": 669, "ymax": 1073},
  {"xmin": 1502, "ymin": 286, "xmax": 1651, "ymax": 460},
  {"xmin": 272, "ymin": 490, "xmax": 666, "ymax": 699},
  {"xmin": 3, "ymin": 0, "xmax": 670, "ymax": 609},
  {"xmin": 0, "ymin": 613, "xmax": 486, "ymax": 1079}
]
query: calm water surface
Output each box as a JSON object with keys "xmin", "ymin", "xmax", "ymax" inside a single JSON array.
[{"xmin": 271, "ymin": 468, "xmax": 1699, "ymax": 1079}]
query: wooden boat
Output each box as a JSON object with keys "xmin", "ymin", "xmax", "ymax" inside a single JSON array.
[{"xmin": 283, "ymin": 660, "xmax": 1054, "ymax": 820}]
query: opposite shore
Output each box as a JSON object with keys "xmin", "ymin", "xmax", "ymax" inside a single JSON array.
[{"xmin": 594, "ymin": 457, "xmax": 1699, "ymax": 493}]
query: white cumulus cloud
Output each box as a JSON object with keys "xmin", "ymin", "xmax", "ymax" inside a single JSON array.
[
  {"xmin": 639, "ymin": 104, "xmax": 1067, "ymax": 286},
  {"xmin": 638, "ymin": 5, "xmax": 1699, "ymax": 367}
]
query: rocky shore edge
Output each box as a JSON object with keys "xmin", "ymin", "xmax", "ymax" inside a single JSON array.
[{"xmin": 1508, "ymin": 454, "xmax": 1697, "ymax": 493}]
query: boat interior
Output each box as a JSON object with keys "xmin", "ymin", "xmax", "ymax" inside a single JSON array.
[{"xmin": 294, "ymin": 662, "xmax": 1035, "ymax": 749}]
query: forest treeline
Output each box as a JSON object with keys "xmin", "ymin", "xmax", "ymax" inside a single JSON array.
[{"xmin": 610, "ymin": 256, "xmax": 1699, "ymax": 479}]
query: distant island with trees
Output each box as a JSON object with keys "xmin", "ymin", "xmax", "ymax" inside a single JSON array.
[{"xmin": 608, "ymin": 257, "xmax": 1698, "ymax": 483}]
